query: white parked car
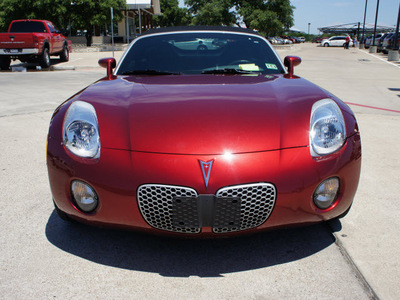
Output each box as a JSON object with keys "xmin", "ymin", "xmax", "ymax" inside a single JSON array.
[{"xmin": 321, "ymin": 36, "xmax": 353, "ymax": 47}]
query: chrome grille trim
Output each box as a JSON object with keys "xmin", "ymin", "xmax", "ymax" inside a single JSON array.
[
  {"xmin": 137, "ymin": 183, "xmax": 276, "ymax": 234},
  {"xmin": 214, "ymin": 183, "xmax": 276, "ymax": 233},
  {"xmin": 137, "ymin": 184, "xmax": 200, "ymax": 233}
]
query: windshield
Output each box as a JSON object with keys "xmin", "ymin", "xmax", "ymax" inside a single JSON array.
[{"xmin": 116, "ymin": 32, "xmax": 285, "ymax": 75}]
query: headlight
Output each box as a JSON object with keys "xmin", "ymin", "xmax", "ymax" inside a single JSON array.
[
  {"xmin": 310, "ymin": 99, "xmax": 346, "ymax": 156},
  {"xmin": 63, "ymin": 101, "xmax": 100, "ymax": 158}
]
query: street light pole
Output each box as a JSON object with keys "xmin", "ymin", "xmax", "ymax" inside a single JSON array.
[{"xmin": 308, "ymin": 23, "xmax": 311, "ymax": 36}]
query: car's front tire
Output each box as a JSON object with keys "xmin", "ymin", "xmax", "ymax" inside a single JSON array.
[{"xmin": 324, "ymin": 43, "xmax": 329, "ymax": 47}]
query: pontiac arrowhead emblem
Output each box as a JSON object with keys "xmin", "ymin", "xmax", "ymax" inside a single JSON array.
[{"xmin": 199, "ymin": 160, "xmax": 214, "ymax": 188}]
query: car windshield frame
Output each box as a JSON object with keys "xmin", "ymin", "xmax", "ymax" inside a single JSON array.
[{"xmin": 115, "ymin": 30, "xmax": 286, "ymax": 76}]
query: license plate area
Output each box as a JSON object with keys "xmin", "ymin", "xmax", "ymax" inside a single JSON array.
[
  {"xmin": 171, "ymin": 197, "xmax": 200, "ymax": 228},
  {"xmin": 214, "ymin": 197, "xmax": 241, "ymax": 228},
  {"xmin": 172, "ymin": 196, "xmax": 241, "ymax": 229}
]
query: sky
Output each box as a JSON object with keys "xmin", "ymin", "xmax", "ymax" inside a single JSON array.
[{"xmin": 178, "ymin": 0, "xmax": 399, "ymax": 34}]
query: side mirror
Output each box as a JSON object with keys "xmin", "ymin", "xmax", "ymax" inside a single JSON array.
[
  {"xmin": 98, "ymin": 57, "xmax": 117, "ymax": 80},
  {"xmin": 284, "ymin": 56, "xmax": 301, "ymax": 78}
]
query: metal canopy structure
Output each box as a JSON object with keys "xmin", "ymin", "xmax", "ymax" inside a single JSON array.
[{"xmin": 318, "ymin": 22, "xmax": 395, "ymax": 35}]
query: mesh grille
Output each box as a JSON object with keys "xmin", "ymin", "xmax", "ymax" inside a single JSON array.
[
  {"xmin": 214, "ymin": 183, "xmax": 276, "ymax": 233},
  {"xmin": 137, "ymin": 184, "xmax": 200, "ymax": 233},
  {"xmin": 137, "ymin": 183, "xmax": 276, "ymax": 234}
]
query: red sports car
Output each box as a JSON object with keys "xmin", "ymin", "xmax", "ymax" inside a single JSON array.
[{"xmin": 47, "ymin": 27, "xmax": 361, "ymax": 237}]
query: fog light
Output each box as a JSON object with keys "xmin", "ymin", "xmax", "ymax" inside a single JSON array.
[
  {"xmin": 71, "ymin": 180, "xmax": 98, "ymax": 213},
  {"xmin": 313, "ymin": 177, "xmax": 340, "ymax": 209}
]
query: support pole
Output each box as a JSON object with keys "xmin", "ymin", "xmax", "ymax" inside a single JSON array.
[
  {"xmin": 388, "ymin": 2, "xmax": 400, "ymax": 61},
  {"xmin": 371, "ymin": 0, "xmax": 380, "ymax": 46},
  {"xmin": 111, "ymin": 7, "xmax": 114, "ymax": 57},
  {"xmin": 360, "ymin": 0, "xmax": 368, "ymax": 49},
  {"xmin": 139, "ymin": 8, "xmax": 142, "ymax": 35}
]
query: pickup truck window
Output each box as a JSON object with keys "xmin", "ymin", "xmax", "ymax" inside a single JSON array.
[
  {"xmin": 46, "ymin": 22, "xmax": 55, "ymax": 33},
  {"xmin": 9, "ymin": 21, "xmax": 47, "ymax": 33}
]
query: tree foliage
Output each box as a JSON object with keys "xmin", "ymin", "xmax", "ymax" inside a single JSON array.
[
  {"xmin": 185, "ymin": 0, "xmax": 236, "ymax": 26},
  {"xmin": 0, "ymin": 0, "xmax": 126, "ymax": 32},
  {"xmin": 184, "ymin": 0, "xmax": 294, "ymax": 35},
  {"xmin": 69, "ymin": 0, "xmax": 126, "ymax": 33},
  {"xmin": 153, "ymin": 0, "xmax": 192, "ymax": 27}
]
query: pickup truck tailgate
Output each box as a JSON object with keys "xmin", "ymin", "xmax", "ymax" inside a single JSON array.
[{"xmin": 0, "ymin": 33, "xmax": 35, "ymax": 50}]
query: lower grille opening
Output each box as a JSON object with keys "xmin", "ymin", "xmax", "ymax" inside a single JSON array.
[{"xmin": 137, "ymin": 183, "xmax": 276, "ymax": 234}]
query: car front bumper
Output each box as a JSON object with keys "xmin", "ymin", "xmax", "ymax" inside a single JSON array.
[{"xmin": 47, "ymin": 133, "xmax": 361, "ymax": 237}]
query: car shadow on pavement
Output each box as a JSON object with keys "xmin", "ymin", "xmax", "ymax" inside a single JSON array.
[
  {"xmin": 7, "ymin": 59, "xmax": 64, "ymax": 72},
  {"xmin": 45, "ymin": 210, "xmax": 337, "ymax": 277}
]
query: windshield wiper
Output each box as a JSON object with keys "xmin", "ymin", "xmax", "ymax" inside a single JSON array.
[
  {"xmin": 201, "ymin": 68, "xmax": 259, "ymax": 74},
  {"xmin": 122, "ymin": 69, "xmax": 181, "ymax": 75}
]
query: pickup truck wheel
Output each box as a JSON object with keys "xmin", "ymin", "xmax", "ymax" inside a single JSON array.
[
  {"xmin": 59, "ymin": 44, "xmax": 69, "ymax": 62},
  {"xmin": 0, "ymin": 57, "xmax": 11, "ymax": 70},
  {"xmin": 39, "ymin": 47, "xmax": 51, "ymax": 68}
]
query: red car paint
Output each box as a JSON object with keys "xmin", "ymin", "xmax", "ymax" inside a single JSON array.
[{"xmin": 47, "ymin": 28, "xmax": 361, "ymax": 237}]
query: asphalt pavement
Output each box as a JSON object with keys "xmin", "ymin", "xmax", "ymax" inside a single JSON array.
[{"xmin": 0, "ymin": 43, "xmax": 399, "ymax": 299}]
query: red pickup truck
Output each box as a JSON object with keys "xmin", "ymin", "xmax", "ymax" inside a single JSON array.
[{"xmin": 0, "ymin": 19, "xmax": 71, "ymax": 70}]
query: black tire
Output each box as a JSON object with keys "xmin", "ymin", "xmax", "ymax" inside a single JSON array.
[
  {"xmin": 0, "ymin": 56, "xmax": 11, "ymax": 70},
  {"xmin": 59, "ymin": 44, "xmax": 69, "ymax": 62},
  {"xmin": 323, "ymin": 43, "xmax": 329, "ymax": 47},
  {"xmin": 39, "ymin": 47, "xmax": 51, "ymax": 68}
]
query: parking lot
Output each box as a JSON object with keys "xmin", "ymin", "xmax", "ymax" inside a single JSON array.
[{"xmin": 0, "ymin": 43, "xmax": 399, "ymax": 299}]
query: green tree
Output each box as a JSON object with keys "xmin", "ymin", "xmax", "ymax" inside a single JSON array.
[
  {"xmin": 185, "ymin": 0, "xmax": 236, "ymax": 26},
  {"xmin": 184, "ymin": 0, "xmax": 294, "ymax": 35},
  {"xmin": 69, "ymin": 0, "xmax": 125, "ymax": 45},
  {"xmin": 154, "ymin": 0, "xmax": 192, "ymax": 27},
  {"xmin": 0, "ymin": 0, "xmax": 126, "ymax": 42},
  {"xmin": 0, "ymin": 0, "xmax": 71, "ymax": 31}
]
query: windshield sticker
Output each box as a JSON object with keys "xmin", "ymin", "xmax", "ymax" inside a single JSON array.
[
  {"xmin": 265, "ymin": 63, "xmax": 278, "ymax": 70},
  {"xmin": 239, "ymin": 64, "xmax": 260, "ymax": 71}
]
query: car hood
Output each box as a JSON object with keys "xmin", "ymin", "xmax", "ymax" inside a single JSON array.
[{"xmin": 77, "ymin": 74, "xmax": 328, "ymax": 155}]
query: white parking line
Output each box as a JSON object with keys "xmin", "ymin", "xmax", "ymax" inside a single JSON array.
[{"xmin": 357, "ymin": 48, "xmax": 400, "ymax": 68}]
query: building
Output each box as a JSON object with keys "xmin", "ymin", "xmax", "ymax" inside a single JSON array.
[{"xmin": 118, "ymin": 0, "xmax": 161, "ymax": 43}]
